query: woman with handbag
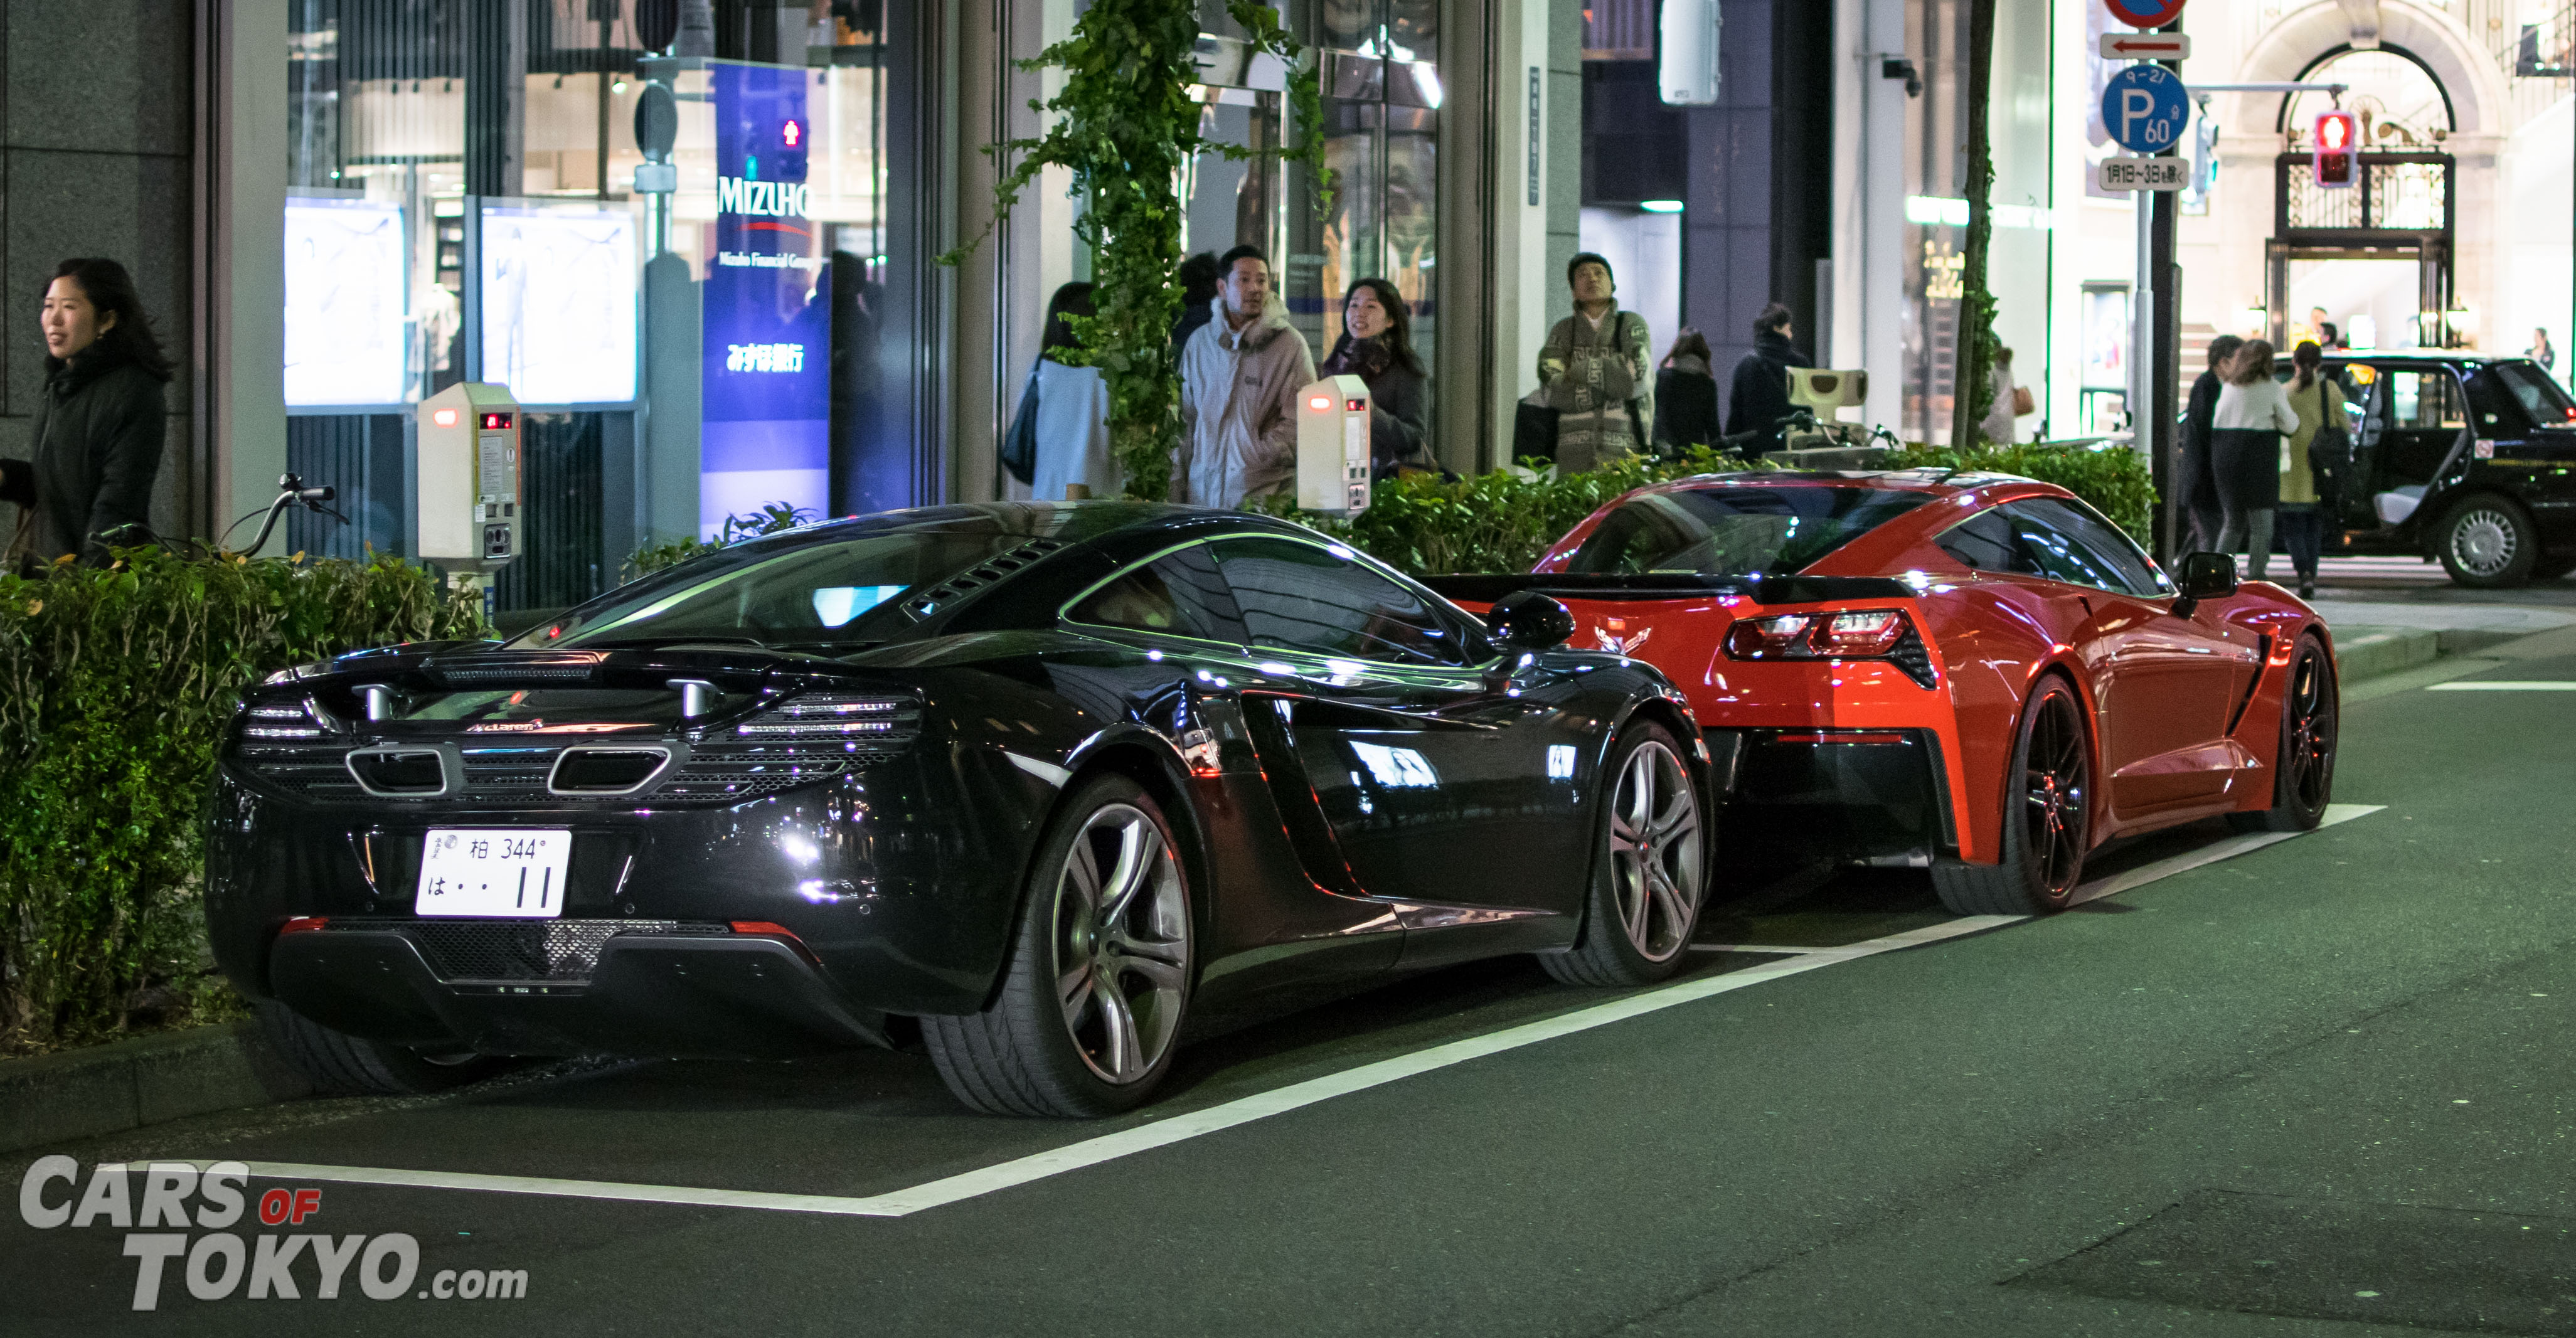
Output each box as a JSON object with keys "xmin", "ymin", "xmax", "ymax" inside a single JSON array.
[
  {"xmin": 2279, "ymin": 340, "xmax": 2345, "ymax": 598},
  {"xmin": 2210, "ymin": 339, "xmax": 2301, "ymax": 583},
  {"xmin": 1003, "ymin": 283, "xmax": 1117, "ymax": 502},
  {"xmin": 1979, "ymin": 345, "xmax": 2031, "ymax": 445},
  {"xmin": 1533, "ymin": 253, "xmax": 1653, "ymax": 473}
]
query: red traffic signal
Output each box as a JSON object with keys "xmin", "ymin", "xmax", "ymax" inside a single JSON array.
[{"xmin": 2313, "ymin": 110, "xmax": 2359, "ymax": 189}]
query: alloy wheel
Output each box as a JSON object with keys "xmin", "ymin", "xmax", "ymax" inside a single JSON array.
[
  {"xmin": 2282, "ymin": 647, "xmax": 2336, "ymax": 814},
  {"xmin": 1605, "ymin": 740, "xmax": 1703, "ymax": 962},
  {"xmin": 2021, "ymin": 691, "xmax": 2089, "ymax": 897},
  {"xmin": 1050, "ymin": 804, "xmax": 1190, "ymax": 1086},
  {"xmin": 2449, "ymin": 507, "xmax": 2520, "ymax": 578}
]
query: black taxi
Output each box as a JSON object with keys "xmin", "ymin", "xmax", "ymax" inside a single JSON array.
[{"xmin": 2318, "ymin": 353, "xmax": 2576, "ymax": 587}]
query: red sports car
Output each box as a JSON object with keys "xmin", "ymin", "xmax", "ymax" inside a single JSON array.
[{"xmin": 1426, "ymin": 469, "xmax": 2339, "ymax": 915}]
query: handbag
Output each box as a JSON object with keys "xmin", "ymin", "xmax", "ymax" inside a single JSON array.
[
  {"xmin": 999, "ymin": 363, "xmax": 1041, "ymax": 487},
  {"xmin": 1513, "ymin": 398, "xmax": 1560, "ymax": 465},
  {"xmin": 2011, "ymin": 385, "xmax": 2035, "ymax": 418}
]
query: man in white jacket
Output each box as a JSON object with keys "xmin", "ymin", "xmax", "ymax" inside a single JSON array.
[{"xmin": 1173, "ymin": 246, "xmax": 1316, "ymax": 508}]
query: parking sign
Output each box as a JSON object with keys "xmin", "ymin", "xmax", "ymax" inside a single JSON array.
[{"xmin": 2100, "ymin": 65, "xmax": 2190, "ymax": 154}]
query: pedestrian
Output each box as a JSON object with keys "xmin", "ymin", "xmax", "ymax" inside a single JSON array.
[
  {"xmin": 2176, "ymin": 333, "xmax": 2242, "ymax": 553},
  {"xmin": 1653, "ymin": 329, "xmax": 1720, "ymax": 455},
  {"xmin": 1316, "ymin": 278, "xmax": 1435, "ymax": 480},
  {"xmin": 2319, "ymin": 321, "xmax": 2343, "ymax": 351},
  {"xmin": 1173, "ymin": 245, "xmax": 1316, "ymax": 509},
  {"xmin": 1979, "ymin": 345, "xmax": 2022, "ymax": 445},
  {"xmin": 1016, "ymin": 282, "xmax": 1117, "ymax": 502},
  {"xmin": 2278, "ymin": 339, "xmax": 2345, "ymax": 600},
  {"xmin": 2528, "ymin": 327, "xmax": 2555, "ymax": 374},
  {"xmin": 1724, "ymin": 302, "xmax": 1809, "ymax": 459},
  {"xmin": 1536, "ymin": 252, "xmax": 1653, "ymax": 472},
  {"xmin": 2211, "ymin": 338, "xmax": 2300, "ymax": 581},
  {"xmin": 0, "ymin": 258, "xmax": 173, "ymax": 568},
  {"xmin": 1169, "ymin": 252, "xmax": 1223, "ymax": 354}
]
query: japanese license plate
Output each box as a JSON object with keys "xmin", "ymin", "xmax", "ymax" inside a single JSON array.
[{"xmin": 415, "ymin": 829, "xmax": 572, "ymax": 918}]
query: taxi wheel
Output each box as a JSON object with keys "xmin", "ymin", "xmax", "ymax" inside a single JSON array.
[
  {"xmin": 1932, "ymin": 675, "xmax": 2090, "ymax": 916},
  {"xmin": 256, "ymin": 1001, "xmax": 503, "ymax": 1096},
  {"xmin": 2435, "ymin": 497, "xmax": 2538, "ymax": 588},
  {"xmin": 2230, "ymin": 635, "xmax": 2337, "ymax": 833}
]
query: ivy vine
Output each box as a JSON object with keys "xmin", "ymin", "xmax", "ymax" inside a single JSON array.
[{"xmin": 944, "ymin": 0, "xmax": 1329, "ymax": 500}]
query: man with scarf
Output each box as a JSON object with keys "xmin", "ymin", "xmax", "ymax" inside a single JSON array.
[
  {"xmin": 0, "ymin": 258, "xmax": 173, "ymax": 568},
  {"xmin": 1724, "ymin": 302, "xmax": 1810, "ymax": 460}
]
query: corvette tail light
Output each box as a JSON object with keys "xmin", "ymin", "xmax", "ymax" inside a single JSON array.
[{"xmin": 1724, "ymin": 608, "xmax": 1937, "ymax": 688}]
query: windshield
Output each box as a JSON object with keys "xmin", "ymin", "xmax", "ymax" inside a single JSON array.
[
  {"xmin": 513, "ymin": 528, "xmax": 1038, "ymax": 652},
  {"xmin": 1562, "ymin": 486, "xmax": 1936, "ymax": 576},
  {"xmin": 2489, "ymin": 362, "xmax": 2576, "ymax": 428}
]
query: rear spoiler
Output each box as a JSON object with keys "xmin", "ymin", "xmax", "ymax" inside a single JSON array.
[{"xmin": 1419, "ymin": 573, "xmax": 1917, "ymax": 606}]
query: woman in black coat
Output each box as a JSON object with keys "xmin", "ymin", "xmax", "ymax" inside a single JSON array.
[
  {"xmin": 0, "ymin": 258, "xmax": 173, "ymax": 567},
  {"xmin": 1317, "ymin": 278, "xmax": 1435, "ymax": 479},
  {"xmin": 1653, "ymin": 328, "xmax": 1720, "ymax": 455},
  {"xmin": 2174, "ymin": 334, "xmax": 2241, "ymax": 554}
]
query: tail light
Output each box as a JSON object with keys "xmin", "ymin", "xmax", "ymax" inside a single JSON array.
[
  {"xmin": 735, "ymin": 693, "xmax": 914, "ymax": 738},
  {"xmin": 1724, "ymin": 608, "xmax": 1937, "ymax": 687},
  {"xmin": 279, "ymin": 917, "xmax": 331, "ymax": 935}
]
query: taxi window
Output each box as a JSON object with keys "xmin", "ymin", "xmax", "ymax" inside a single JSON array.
[
  {"xmin": 2387, "ymin": 369, "xmax": 2465, "ymax": 430},
  {"xmin": 2487, "ymin": 363, "xmax": 2576, "ymax": 430}
]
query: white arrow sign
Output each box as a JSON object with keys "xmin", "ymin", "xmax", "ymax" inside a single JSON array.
[
  {"xmin": 2099, "ymin": 32, "xmax": 2190, "ymax": 60},
  {"xmin": 2098, "ymin": 157, "xmax": 2188, "ymax": 191}
]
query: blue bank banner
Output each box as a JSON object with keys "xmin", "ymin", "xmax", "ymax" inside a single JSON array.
[{"xmin": 701, "ymin": 63, "xmax": 831, "ymax": 538}]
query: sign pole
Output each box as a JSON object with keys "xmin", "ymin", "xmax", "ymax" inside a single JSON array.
[{"xmin": 2150, "ymin": 18, "xmax": 2184, "ymax": 561}]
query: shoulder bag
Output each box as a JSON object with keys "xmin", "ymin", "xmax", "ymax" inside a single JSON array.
[{"xmin": 999, "ymin": 363, "xmax": 1041, "ymax": 487}]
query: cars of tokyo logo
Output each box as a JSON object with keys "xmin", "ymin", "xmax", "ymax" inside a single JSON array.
[{"xmin": 18, "ymin": 1157, "xmax": 528, "ymax": 1310}]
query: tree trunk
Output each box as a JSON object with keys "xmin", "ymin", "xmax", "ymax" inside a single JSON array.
[{"xmin": 1949, "ymin": 0, "xmax": 1999, "ymax": 451}]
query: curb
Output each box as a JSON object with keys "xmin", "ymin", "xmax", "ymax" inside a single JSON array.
[
  {"xmin": 0, "ymin": 1019, "xmax": 313, "ymax": 1157},
  {"xmin": 2332, "ymin": 625, "xmax": 2442, "ymax": 683}
]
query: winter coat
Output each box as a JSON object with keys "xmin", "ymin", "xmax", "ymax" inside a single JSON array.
[
  {"xmin": 1725, "ymin": 329, "xmax": 1810, "ymax": 457},
  {"xmin": 2282, "ymin": 375, "xmax": 2347, "ymax": 507},
  {"xmin": 2176, "ymin": 369, "xmax": 2225, "ymax": 549},
  {"xmin": 1980, "ymin": 363, "xmax": 2018, "ymax": 445},
  {"xmin": 2211, "ymin": 377, "xmax": 2301, "ymax": 512},
  {"xmin": 1538, "ymin": 307, "xmax": 1653, "ymax": 473},
  {"xmin": 1174, "ymin": 299, "xmax": 1317, "ymax": 509},
  {"xmin": 0, "ymin": 343, "xmax": 168, "ymax": 566},
  {"xmin": 1318, "ymin": 334, "xmax": 1432, "ymax": 477},
  {"xmin": 1030, "ymin": 359, "xmax": 1117, "ymax": 503},
  {"xmin": 1653, "ymin": 356, "xmax": 1720, "ymax": 453}
]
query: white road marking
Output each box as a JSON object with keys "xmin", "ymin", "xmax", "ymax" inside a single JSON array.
[
  {"xmin": 169, "ymin": 919, "xmax": 2021, "ymax": 1220},
  {"xmin": 2066, "ymin": 802, "xmax": 2383, "ymax": 906},
  {"xmin": 165, "ymin": 809, "xmax": 2390, "ymax": 1221},
  {"xmin": 2424, "ymin": 681, "xmax": 2576, "ymax": 691}
]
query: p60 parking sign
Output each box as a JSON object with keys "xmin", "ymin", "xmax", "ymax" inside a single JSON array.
[{"xmin": 2101, "ymin": 65, "xmax": 2190, "ymax": 154}]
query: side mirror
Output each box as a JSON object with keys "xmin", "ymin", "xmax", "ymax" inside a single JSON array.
[
  {"xmin": 1484, "ymin": 590, "xmax": 1575, "ymax": 652},
  {"xmin": 2172, "ymin": 551, "xmax": 2238, "ymax": 617}
]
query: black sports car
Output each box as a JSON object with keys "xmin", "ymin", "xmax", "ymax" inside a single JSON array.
[{"xmin": 208, "ymin": 504, "xmax": 1715, "ymax": 1116}]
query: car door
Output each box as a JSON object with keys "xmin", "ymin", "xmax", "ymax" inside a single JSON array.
[
  {"xmin": 1207, "ymin": 535, "xmax": 1589, "ymax": 923},
  {"xmin": 2348, "ymin": 363, "xmax": 2469, "ymax": 529}
]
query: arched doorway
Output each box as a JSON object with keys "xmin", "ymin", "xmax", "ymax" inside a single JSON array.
[{"xmin": 2266, "ymin": 45, "xmax": 2460, "ymax": 353}]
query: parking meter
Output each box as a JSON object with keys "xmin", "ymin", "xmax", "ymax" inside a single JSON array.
[
  {"xmin": 417, "ymin": 383, "xmax": 523, "ymax": 585},
  {"xmin": 1783, "ymin": 368, "xmax": 1871, "ymax": 452},
  {"xmin": 1297, "ymin": 374, "xmax": 1372, "ymax": 516}
]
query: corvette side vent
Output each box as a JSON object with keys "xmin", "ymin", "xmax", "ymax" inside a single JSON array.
[
  {"xmin": 902, "ymin": 537, "xmax": 1068, "ymax": 620},
  {"xmin": 1888, "ymin": 625, "xmax": 1938, "ymax": 689}
]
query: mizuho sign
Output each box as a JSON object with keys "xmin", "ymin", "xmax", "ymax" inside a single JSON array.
[{"xmin": 715, "ymin": 176, "xmax": 811, "ymax": 220}]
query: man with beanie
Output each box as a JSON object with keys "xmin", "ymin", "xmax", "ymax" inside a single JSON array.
[{"xmin": 1724, "ymin": 302, "xmax": 1810, "ymax": 459}]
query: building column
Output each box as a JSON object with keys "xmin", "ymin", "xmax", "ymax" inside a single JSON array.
[{"xmin": 204, "ymin": 0, "xmax": 288, "ymax": 538}]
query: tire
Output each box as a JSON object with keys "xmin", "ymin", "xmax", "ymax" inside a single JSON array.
[
  {"xmin": 2435, "ymin": 496, "xmax": 2538, "ymax": 588},
  {"xmin": 1540, "ymin": 721, "xmax": 1708, "ymax": 987},
  {"xmin": 2228, "ymin": 634, "xmax": 2338, "ymax": 833},
  {"xmin": 255, "ymin": 1001, "xmax": 503, "ymax": 1096},
  {"xmin": 925, "ymin": 773, "xmax": 1194, "ymax": 1117},
  {"xmin": 1932, "ymin": 674, "xmax": 2092, "ymax": 916}
]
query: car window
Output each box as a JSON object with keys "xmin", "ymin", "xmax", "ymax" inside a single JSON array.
[
  {"xmin": 2486, "ymin": 363, "xmax": 2576, "ymax": 430},
  {"xmin": 1211, "ymin": 537, "xmax": 1471, "ymax": 666},
  {"xmin": 1561, "ymin": 486, "xmax": 1935, "ymax": 576},
  {"xmin": 1067, "ymin": 546, "xmax": 1246, "ymax": 644},
  {"xmin": 2387, "ymin": 369, "xmax": 2465, "ymax": 430},
  {"xmin": 2004, "ymin": 499, "xmax": 2167, "ymax": 597},
  {"xmin": 1935, "ymin": 501, "xmax": 2165, "ymax": 597}
]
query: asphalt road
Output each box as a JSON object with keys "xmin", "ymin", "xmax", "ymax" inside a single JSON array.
[{"xmin": 7, "ymin": 626, "xmax": 2576, "ymax": 1336}]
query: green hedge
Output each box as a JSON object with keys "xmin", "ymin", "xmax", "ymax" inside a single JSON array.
[
  {"xmin": 1260, "ymin": 442, "xmax": 2157, "ymax": 576},
  {"xmin": 0, "ymin": 549, "xmax": 486, "ymax": 1053}
]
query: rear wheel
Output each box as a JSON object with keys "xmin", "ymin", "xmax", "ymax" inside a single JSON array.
[
  {"xmin": 2230, "ymin": 634, "xmax": 2338, "ymax": 832},
  {"xmin": 1932, "ymin": 676, "xmax": 2091, "ymax": 916},
  {"xmin": 925, "ymin": 774, "xmax": 1193, "ymax": 1117},
  {"xmin": 1540, "ymin": 722, "xmax": 1706, "ymax": 987},
  {"xmin": 255, "ymin": 1001, "xmax": 503, "ymax": 1096},
  {"xmin": 2435, "ymin": 497, "xmax": 2538, "ymax": 588}
]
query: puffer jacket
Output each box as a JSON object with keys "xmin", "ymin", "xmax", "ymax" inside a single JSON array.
[
  {"xmin": 1173, "ymin": 299, "xmax": 1316, "ymax": 509},
  {"xmin": 0, "ymin": 342, "xmax": 168, "ymax": 566}
]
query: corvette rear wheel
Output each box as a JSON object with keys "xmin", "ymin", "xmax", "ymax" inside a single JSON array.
[
  {"xmin": 2230, "ymin": 634, "xmax": 2337, "ymax": 833},
  {"xmin": 925, "ymin": 773, "xmax": 1193, "ymax": 1117},
  {"xmin": 256, "ymin": 1001, "xmax": 503, "ymax": 1096},
  {"xmin": 1932, "ymin": 675, "xmax": 2090, "ymax": 916},
  {"xmin": 1540, "ymin": 722, "xmax": 1706, "ymax": 987}
]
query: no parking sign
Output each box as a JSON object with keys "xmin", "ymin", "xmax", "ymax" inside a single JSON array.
[
  {"xmin": 2102, "ymin": 0, "xmax": 2186, "ymax": 27},
  {"xmin": 2100, "ymin": 65, "xmax": 2190, "ymax": 154}
]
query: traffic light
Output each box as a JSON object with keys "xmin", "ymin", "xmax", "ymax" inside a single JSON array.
[{"xmin": 2313, "ymin": 110, "xmax": 2360, "ymax": 189}]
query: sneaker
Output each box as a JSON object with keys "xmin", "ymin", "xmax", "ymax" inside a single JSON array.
[{"xmin": 2298, "ymin": 580, "xmax": 2316, "ymax": 599}]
